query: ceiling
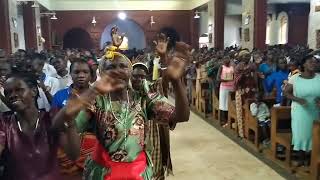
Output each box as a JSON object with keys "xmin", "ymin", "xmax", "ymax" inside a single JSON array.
[
  {"xmin": 37, "ymin": 0, "xmax": 210, "ymax": 11},
  {"xmin": 36, "ymin": 0, "xmax": 310, "ymax": 11}
]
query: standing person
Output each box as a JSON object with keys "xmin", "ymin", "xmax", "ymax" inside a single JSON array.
[
  {"xmin": 12, "ymin": 49, "xmax": 27, "ymax": 73},
  {"xmin": 51, "ymin": 55, "xmax": 73, "ymax": 90},
  {"xmin": 30, "ymin": 53, "xmax": 61, "ymax": 103},
  {"xmin": 234, "ymin": 50, "xmax": 258, "ymax": 138},
  {"xmin": 186, "ymin": 62, "xmax": 196, "ymax": 104},
  {"xmin": 131, "ymin": 62, "xmax": 173, "ymax": 180},
  {"xmin": 259, "ymin": 51, "xmax": 276, "ymax": 95},
  {"xmin": 0, "ymin": 73, "xmax": 71, "ymax": 180},
  {"xmin": 265, "ymin": 58, "xmax": 289, "ymax": 106},
  {"xmin": 216, "ymin": 56, "xmax": 234, "ymax": 124},
  {"xmin": 52, "ymin": 41, "xmax": 190, "ymax": 180},
  {"xmin": 287, "ymin": 59, "xmax": 301, "ymax": 83},
  {"xmin": 52, "ymin": 59, "xmax": 95, "ymax": 179},
  {"xmin": 284, "ymin": 55, "xmax": 320, "ymax": 166},
  {"xmin": 41, "ymin": 51, "xmax": 58, "ymax": 77},
  {"xmin": 0, "ymin": 60, "xmax": 12, "ymax": 113}
]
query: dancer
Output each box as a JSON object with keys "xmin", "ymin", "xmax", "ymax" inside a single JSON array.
[{"xmin": 53, "ymin": 28, "xmax": 190, "ymax": 179}]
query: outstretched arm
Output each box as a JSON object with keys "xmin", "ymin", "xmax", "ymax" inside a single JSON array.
[{"xmin": 52, "ymin": 69, "xmax": 128, "ymax": 160}]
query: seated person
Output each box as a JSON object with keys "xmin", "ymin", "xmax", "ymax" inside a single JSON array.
[{"xmin": 250, "ymin": 92, "xmax": 271, "ymax": 144}]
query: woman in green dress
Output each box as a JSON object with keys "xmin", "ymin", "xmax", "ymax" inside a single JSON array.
[
  {"xmin": 284, "ymin": 54, "xmax": 320, "ymax": 166},
  {"xmin": 52, "ymin": 31, "xmax": 190, "ymax": 179}
]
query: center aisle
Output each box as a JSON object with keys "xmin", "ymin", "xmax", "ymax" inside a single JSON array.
[{"xmin": 166, "ymin": 111, "xmax": 284, "ymax": 180}]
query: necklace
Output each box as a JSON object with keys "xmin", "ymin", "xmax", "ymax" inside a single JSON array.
[
  {"xmin": 15, "ymin": 111, "xmax": 40, "ymax": 133},
  {"xmin": 108, "ymin": 90, "xmax": 130, "ymax": 149}
]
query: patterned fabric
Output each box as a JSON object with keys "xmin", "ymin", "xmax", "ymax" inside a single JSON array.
[
  {"xmin": 75, "ymin": 90, "xmax": 175, "ymax": 180},
  {"xmin": 148, "ymin": 120, "xmax": 163, "ymax": 178},
  {"xmin": 234, "ymin": 62, "xmax": 257, "ymax": 138}
]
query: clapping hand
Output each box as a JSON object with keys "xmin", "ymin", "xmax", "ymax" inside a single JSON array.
[
  {"xmin": 111, "ymin": 26, "xmax": 125, "ymax": 47},
  {"xmin": 166, "ymin": 42, "xmax": 191, "ymax": 81},
  {"xmin": 93, "ymin": 69, "xmax": 128, "ymax": 94},
  {"xmin": 65, "ymin": 69, "xmax": 128, "ymax": 117},
  {"xmin": 154, "ymin": 33, "xmax": 170, "ymax": 56}
]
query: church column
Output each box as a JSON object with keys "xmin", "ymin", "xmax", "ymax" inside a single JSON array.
[
  {"xmin": 0, "ymin": 0, "xmax": 12, "ymax": 53},
  {"xmin": 23, "ymin": 2, "xmax": 37, "ymax": 50},
  {"xmin": 41, "ymin": 16, "xmax": 52, "ymax": 50},
  {"xmin": 241, "ymin": 0, "xmax": 267, "ymax": 50},
  {"xmin": 254, "ymin": 0, "xmax": 267, "ymax": 50},
  {"xmin": 214, "ymin": 0, "xmax": 225, "ymax": 49}
]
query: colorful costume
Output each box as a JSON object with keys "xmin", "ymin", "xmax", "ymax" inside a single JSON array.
[
  {"xmin": 76, "ymin": 46, "xmax": 176, "ymax": 180},
  {"xmin": 75, "ymin": 90, "xmax": 175, "ymax": 180}
]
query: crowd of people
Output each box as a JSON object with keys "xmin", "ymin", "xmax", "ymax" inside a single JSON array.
[
  {"xmin": 0, "ymin": 26, "xmax": 190, "ymax": 180},
  {"xmin": 186, "ymin": 44, "xmax": 320, "ymax": 167},
  {"xmin": 1, "ymin": 22, "xmax": 320, "ymax": 179}
]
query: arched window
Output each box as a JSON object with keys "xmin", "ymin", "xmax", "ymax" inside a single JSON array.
[
  {"xmin": 278, "ymin": 12, "xmax": 288, "ymax": 44},
  {"xmin": 266, "ymin": 17, "xmax": 271, "ymax": 44}
]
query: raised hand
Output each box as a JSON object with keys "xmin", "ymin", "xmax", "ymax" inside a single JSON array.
[
  {"xmin": 93, "ymin": 69, "xmax": 128, "ymax": 94},
  {"xmin": 166, "ymin": 42, "xmax": 191, "ymax": 81},
  {"xmin": 154, "ymin": 33, "xmax": 169, "ymax": 56},
  {"xmin": 111, "ymin": 26, "xmax": 125, "ymax": 47}
]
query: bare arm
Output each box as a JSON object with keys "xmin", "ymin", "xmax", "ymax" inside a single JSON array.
[
  {"xmin": 172, "ymin": 79, "xmax": 190, "ymax": 123},
  {"xmin": 283, "ymin": 83, "xmax": 306, "ymax": 105},
  {"xmin": 216, "ymin": 66, "xmax": 222, "ymax": 82},
  {"xmin": 0, "ymin": 145, "xmax": 3, "ymax": 157}
]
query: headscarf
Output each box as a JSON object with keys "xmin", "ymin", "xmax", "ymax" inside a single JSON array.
[{"xmin": 100, "ymin": 45, "xmax": 133, "ymax": 73}]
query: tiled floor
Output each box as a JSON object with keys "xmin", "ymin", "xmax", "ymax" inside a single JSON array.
[{"xmin": 166, "ymin": 111, "xmax": 284, "ymax": 180}]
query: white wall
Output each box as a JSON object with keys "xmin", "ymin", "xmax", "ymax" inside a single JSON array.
[
  {"xmin": 8, "ymin": 0, "xmax": 19, "ymax": 53},
  {"xmin": 308, "ymin": 0, "xmax": 320, "ymax": 49},
  {"xmin": 35, "ymin": 7, "xmax": 43, "ymax": 51},
  {"xmin": 199, "ymin": 11, "xmax": 209, "ymax": 35},
  {"xmin": 224, "ymin": 15, "xmax": 242, "ymax": 47},
  {"xmin": 16, "ymin": 5, "xmax": 26, "ymax": 50}
]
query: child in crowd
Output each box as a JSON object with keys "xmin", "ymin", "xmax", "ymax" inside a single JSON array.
[{"xmin": 250, "ymin": 92, "xmax": 271, "ymax": 144}]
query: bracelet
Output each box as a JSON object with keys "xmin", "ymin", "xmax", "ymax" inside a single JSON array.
[{"xmin": 64, "ymin": 120, "xmax": 75, "ymax": 129}]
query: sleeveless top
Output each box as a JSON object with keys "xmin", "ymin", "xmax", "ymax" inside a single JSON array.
[{"xmin": 220, "ymin": 65, "xmax": 234, "ymax": 90}]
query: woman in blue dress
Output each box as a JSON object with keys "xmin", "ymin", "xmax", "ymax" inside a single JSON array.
[{"xmin": 284, "ymin": 54, "xmax": 320, "ymax": 166}]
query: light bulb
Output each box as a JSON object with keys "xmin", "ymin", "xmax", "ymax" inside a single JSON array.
[{"xmin": 118, "ymin": 12, "xmax": 127, "ymax": 20}]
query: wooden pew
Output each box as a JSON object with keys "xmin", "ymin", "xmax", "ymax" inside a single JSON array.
[
  {"xmin": 311, "ymin": 121, "xmax": 320, "ymax": 180},
  {"xmin": 243, "ymin": 98, "xmax": 275, "ymax": 150},
  {"xmin": 191, "ymin": 80, "xmax": 197, "ymax": 108},
  {"xmin": 270, "ymin": 106, "xmax": 292, "ymax": 167},
  {"xmin": 227, "ymin": 92, "xmax": 238, "ymax": 133},
  {"xmin": 199, "ymin": 80, "xmax": 211, "ymax": 117},
  {"xmin": 212, "ymin": 89, "xmax": 220, "ymax": 123}
]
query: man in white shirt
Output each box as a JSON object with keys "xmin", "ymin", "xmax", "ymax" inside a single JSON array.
[
  {"xmin": 43, "ymin": 62, "xmax": 58, "ymax": 77},
  {"xmin": 51, "ymin": 55, "xmax": 73, "ymax": 89},
  {"xmin": 30, "ymin": 54, "xmax": 61, "ymax": 107}
]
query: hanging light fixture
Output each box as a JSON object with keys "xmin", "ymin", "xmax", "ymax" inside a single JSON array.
[
  {"xmin": 194, "ymin": 11, "xmax": 200, "ymax": 19},
  {"xmin": 50, "ymin": 13, "xmax": 58, "ymax": 20},
  {"xmin": 150, "ymin": 16, "xmax": 155, "ymax": 26},
  {"xmin": 92, "ymin": 16, "xmax": 97, "ymax": 26}
]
